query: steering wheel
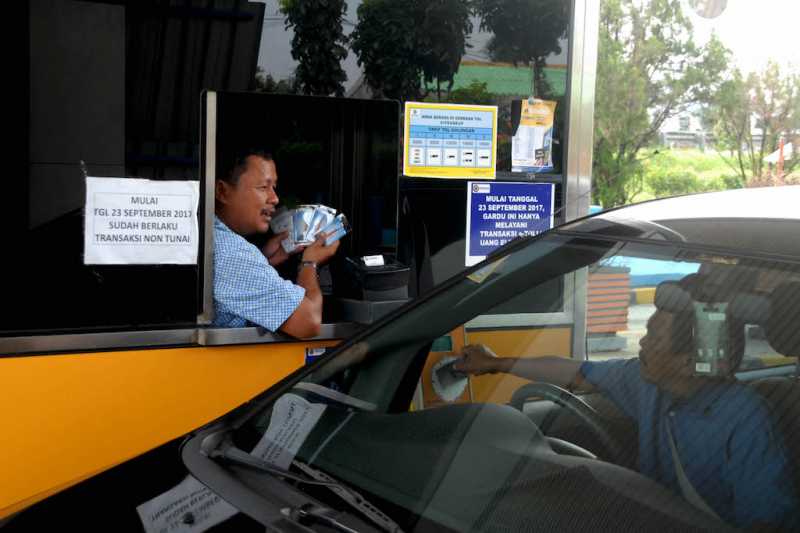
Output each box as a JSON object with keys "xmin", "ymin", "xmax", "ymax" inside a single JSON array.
[{"xmin": 509, "ymin": 382, "xmax": 624, "ymax": 463}]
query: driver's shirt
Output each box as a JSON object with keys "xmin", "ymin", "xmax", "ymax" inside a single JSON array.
[
  {"xmin": 581, "ymin": 358, "xmax": 798, "ymax": 530},
  {"xmin": 212, "ymin": 216, "xmax": 305, "ymax": 331}
]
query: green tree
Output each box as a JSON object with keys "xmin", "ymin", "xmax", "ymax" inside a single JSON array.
[
  {"xmin": 473, "ymin": 0, "xmax": 569, "ymax": 98},
  {"xmin": 447, "ymin": 80, "xmax": 495, "ymax": 105},
  {"xmin": 280, "ymin": 0, "xmax": 348, "ymax": 97},
  {"xmin": 351, "ymin": 0, "xmax": 472, "ymax": 102},
  {"xmin": 592, "ymin": 0, "xmax": 728, "ymax": 207},
  {"xmin": 350, "ymin": 0, "xmax": 423, "ymax": 101},
  {"xmin": 706, "ymin": 62, "xmax": 800, "ymax": 184},
  {"xmin": 417, "ymin": 0, "xmax": 473, "ymax": 100},
  {"xmin": 254, "ymin": 67, "xmax": 297, "ymax": 94}
]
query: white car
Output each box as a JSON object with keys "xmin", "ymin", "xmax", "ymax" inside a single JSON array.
[{"xmin": 180, "ymin": 187, "xmax": 799, "ymax": 532}]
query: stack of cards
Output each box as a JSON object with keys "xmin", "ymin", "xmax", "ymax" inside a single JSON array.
[{"xmin": 271, "ymin": 204, "xmax": 350, "ymax": 252}]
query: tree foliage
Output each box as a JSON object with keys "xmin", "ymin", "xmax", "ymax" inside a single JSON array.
[
  {"xmin": 350, "ymin": 0, "xmax": 422, "ymax": 101},
  {"xmin": 447, "ymin": 80, "xmax": 495, "ymax": 105},
  {"xmin": 254, "ymin": 67, "xmax": 297, "ymax": 94},
  {"xmin": 473, "ymin": 0, "xmax": 569, "ymax": 98},
  {"xmin": 351, "ymin": 0, "xmax": 472, "ymax": 102},
  {"xmin": 706, "ymin": 61, "xmax": 800, "ymax": 185},
  {"xmin": 280, "ymin": 0, "xmax": 348, "ymax": 97},
  {"xmin": 417, "ymin": 0, "xmax": 473, "ymax": 100},
  {"xmin": 592, "ymin": 0, "xmax": 728, "ymax": 207}
]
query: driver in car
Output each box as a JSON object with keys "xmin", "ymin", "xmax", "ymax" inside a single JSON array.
[{"xmin": 453, "ymin": 281, "xmax": 798, "ymax": 531}]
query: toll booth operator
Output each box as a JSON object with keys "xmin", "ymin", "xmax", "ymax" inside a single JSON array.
[
  {"xmin": 453, "ymin": 292, "xmax": 797, "ymax": 530},
  {"xmin": 213, "ymin": 151, "xmax": 339, "ymax": 338}
]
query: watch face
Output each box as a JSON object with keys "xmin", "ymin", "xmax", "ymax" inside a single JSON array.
[{"xmin": 431, "ymin": 356, "xmax": 469, "ymax": 402}]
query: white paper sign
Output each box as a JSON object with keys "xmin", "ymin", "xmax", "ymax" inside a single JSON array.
[
  {"xmin": 250, "ymin": 393, "xmax": 326, "ymax": 470},
  {"xmin": 84, "ymin": 177, "xmax": 199, "ymax": 265},
  {"xmin": 136, "ymin": 475, "xmax": 238, "ymax": 533}
]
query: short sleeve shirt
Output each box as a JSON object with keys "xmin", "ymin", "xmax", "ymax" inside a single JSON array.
[
  {"xmin": 580, "ymin": 358, "xmax": 798, "ymax": 529},
  {"xmin": 212, "ymin": 216, "xmax": 305, "ymax": 331}
]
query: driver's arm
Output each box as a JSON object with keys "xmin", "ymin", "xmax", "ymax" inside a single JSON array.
[{"xmin": 453, "ymin": 344, "xmax": 594, "ymax": 391}]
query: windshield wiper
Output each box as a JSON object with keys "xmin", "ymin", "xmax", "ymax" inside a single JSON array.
[
  {"xmin": 209, "ymin": 439, "xmax": 403, "ymax": 533},
  {"xmin": 209, "ymin": 441, "xmax": 340, "ymax": 489},
  {"xmin": 284, "ymin": 504, "xmax": 362, "ymax": 533}
]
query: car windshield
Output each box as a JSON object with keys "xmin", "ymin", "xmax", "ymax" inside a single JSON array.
[{"xmin": 200, "ymin": 214, "xmax": 800, "ymax": 532}]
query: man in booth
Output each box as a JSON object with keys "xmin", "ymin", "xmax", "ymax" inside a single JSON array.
[
  {"xmin": 212, "ymin": 150, "xmax": 339, "ymax": 338},
  {"xmin": 454, "ymin": 275, "xmax": 797, "ymax": 530}
]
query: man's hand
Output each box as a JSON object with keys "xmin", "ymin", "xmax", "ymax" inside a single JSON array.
[
  {"xmin": 453, "ymin": 344, "xmax": 501, "ymax": 375},
  {"xmin": 301, "ymin": 234, "xmax": 340, "ymax": 265},
  {"xmin": 262, "ymin": 231, "xmax": 302, "ymax": 266}
]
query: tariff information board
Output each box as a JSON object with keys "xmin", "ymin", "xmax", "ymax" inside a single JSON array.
[
  {"xmin": 84, "ymin": 177, "xmax": 200, "ymax": 265},
  {"xmin": 403, "ymin": 102, "xmax": 498, "ymax": 179},
  {"xmin": 466, "ymin": 181, "xmax": 555, "ymax": 266}
]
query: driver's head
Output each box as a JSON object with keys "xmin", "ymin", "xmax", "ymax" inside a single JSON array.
[
  {"xmin": 641, "ymin": 276, "xmax": 745, "ymax": 387},
  {"xmin": 639, "ymin": 309, "xmax": 694, "ymax": 385}
]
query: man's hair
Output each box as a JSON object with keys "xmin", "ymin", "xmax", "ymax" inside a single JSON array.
[{"xmin": 218, "ymin": 149, "xmax": 274, "ymax": 186}]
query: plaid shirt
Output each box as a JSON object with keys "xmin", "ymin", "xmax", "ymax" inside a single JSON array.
[{"xmin": 212, "ymin": 216, "xmax": 305, "ymax": 331}]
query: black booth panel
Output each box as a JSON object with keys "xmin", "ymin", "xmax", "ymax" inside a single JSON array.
[
  {"xmin": 398, "ymin": 177, "xmax": 564, "ymax": 314},
  {"xmin": 6, "ymin": 0, "xmax": 214, "ymax": 336}
]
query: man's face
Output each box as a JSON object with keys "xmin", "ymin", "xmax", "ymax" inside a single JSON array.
[
  {"xmin": 639, "ymin": 310, "xmax": 692, "ymax": 385},
  {"xmin": 216, "ymin": 156, "xmax": 279, "ymax": 235}
]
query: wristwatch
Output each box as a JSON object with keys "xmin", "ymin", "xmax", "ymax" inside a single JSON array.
[{"xmin": 298, "ymin": 260, "xmax": 318, "ymax": 273}]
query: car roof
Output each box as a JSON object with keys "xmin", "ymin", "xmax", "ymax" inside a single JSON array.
[{"xmin": 560, "ymin": 186, "xmax": 800, "ymax": 260}]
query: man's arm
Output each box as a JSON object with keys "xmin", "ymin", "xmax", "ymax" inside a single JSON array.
[
  {"xmin": 280, "ymin": 261, "xmax": 323, "ymax": 338},
  {"xmin": 453, "ymin": 344, "xmax": 590, "ymax": 390},
  {"xmin": 279, "ymin": 236, "xmax": 339, "ymax": 339}
]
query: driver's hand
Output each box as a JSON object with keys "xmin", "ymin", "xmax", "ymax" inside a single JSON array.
[{"xmin": 453, "ymin": 344, "xmax": 499, "ymax": 375}]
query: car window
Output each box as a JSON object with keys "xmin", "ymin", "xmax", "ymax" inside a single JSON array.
[
  {"xmin": 585, "ymin": 255, "xmax": 797, "ymax": 372},
  {"xmin": 587, "ymin": 256, "xmax": 700, "ymax": 361}
]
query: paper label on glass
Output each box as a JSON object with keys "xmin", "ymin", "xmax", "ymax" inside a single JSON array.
[
  {"xmin": 136, "ymin": 475, "xmax": 238, "ymax": 533},
  {"xmin": 465, "ymin": 181, "xmax": 555, "ymax": 266},
  {"xmin": 84, "ymin": 177, "xmax": 199, "ymax": 265},
  {"xmin": 511, "ymin": 99, "xmax": 557, "ymax": 173},
  {"xmin": 404, "ymin": 102, "xmax": 498, "ymax": 179},
  {"xmin": 250, "ymin": 393, "xmax": 326, "ymax": 470}
]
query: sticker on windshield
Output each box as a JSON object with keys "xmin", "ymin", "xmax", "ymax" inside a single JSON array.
[
  {"xmin": 250, "ymin": 393, "xmax": 326, "ymax": 470},
  {"xmin": 136, "ymin": 475, "xmax": 238, "ymax": 533},
  {"xmin": 467, "ymin": 256, "xmax": 508, "ymax": 284}
]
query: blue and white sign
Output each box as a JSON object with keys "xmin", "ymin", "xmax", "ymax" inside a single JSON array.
[{"xmin": 465, "ymin": 181, "xmax": 555, "ymax": 266}]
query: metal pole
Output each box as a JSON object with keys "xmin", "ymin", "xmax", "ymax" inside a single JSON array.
[{"xmin": 566, "ymin": 0, "xmax": 600, "ymax": 360}]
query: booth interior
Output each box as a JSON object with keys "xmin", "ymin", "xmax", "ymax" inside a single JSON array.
[
  {"xmin": 207, "ymin": 92, "xmax": 408, "ymax": 326},
  {"xmin": 207, "ymin": 92, "xmax": 568, "ymax": 330}
]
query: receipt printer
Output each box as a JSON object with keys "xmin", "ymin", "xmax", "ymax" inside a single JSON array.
[
  {"xmin": 342, "ymin": 255, "xmax": 410, "ymax": 301},
  {"xmin": 332, "ymin": 255, "xmax": 410, "ymax": 324}
]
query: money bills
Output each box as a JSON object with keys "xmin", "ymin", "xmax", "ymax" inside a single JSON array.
[{"xmin": 271, "ymin": 204, "xmax": 350, "ymax": 252}]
